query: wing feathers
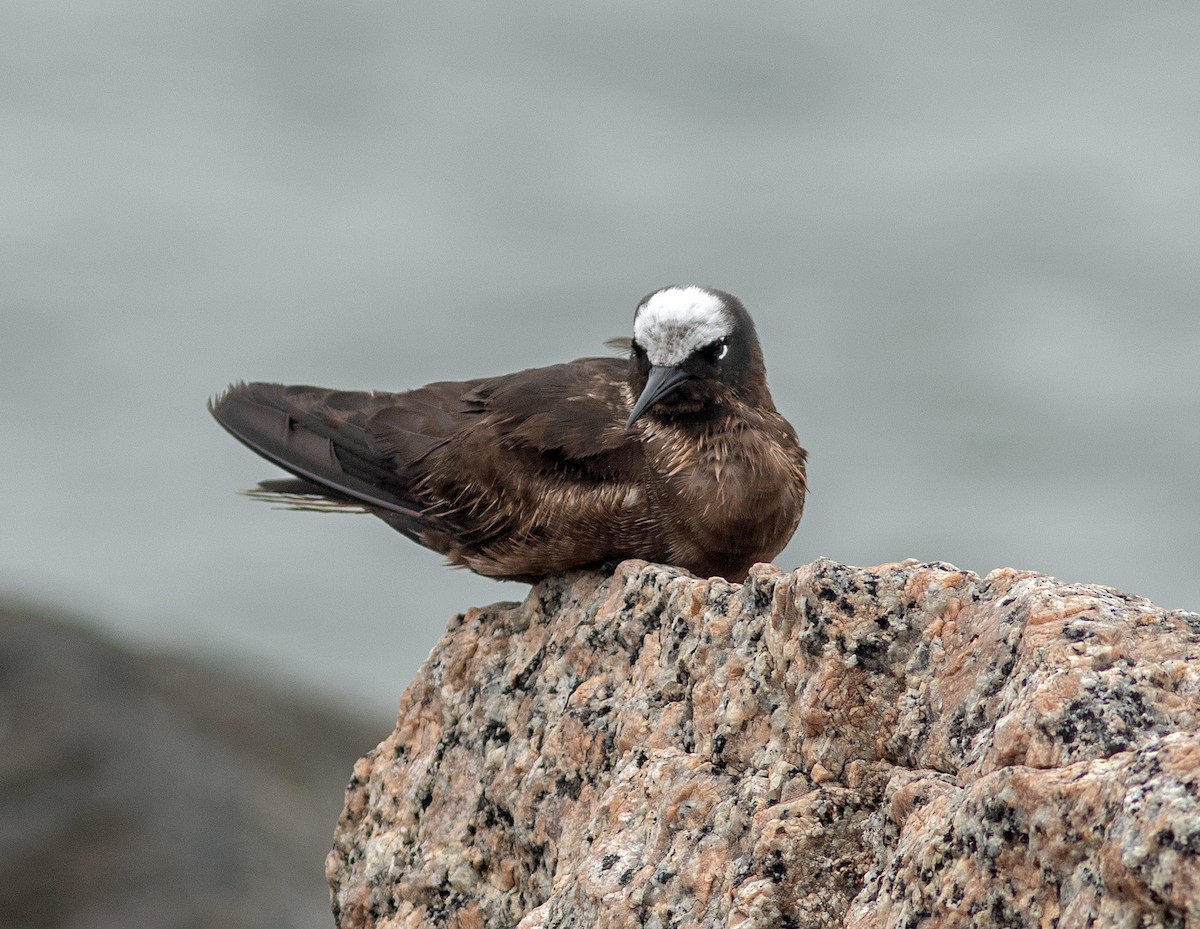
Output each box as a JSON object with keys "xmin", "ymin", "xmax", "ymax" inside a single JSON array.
[
  {"xmin": 210, "ymin": 358, "xmax": 646, "ymax": 575},
  {"xmin": 208, "ymin": 383, "xmax": 422, "ymax": 517},
  {"xmin": 366, "ymin": 382, "xmax": 474, "ymax": 466}
]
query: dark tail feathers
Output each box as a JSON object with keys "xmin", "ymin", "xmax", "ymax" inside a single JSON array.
[{"xmin": 208, "ymin": 382, "xmax": 423, "ymax": 519}]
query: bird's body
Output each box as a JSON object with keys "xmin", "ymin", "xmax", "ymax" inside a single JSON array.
[{"xmin": 210, "ymin": 287, "xmax": 807, "ymax": 581}]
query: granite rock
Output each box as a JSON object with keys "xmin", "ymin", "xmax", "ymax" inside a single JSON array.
[{"xmin": 328, "ymin": 559, "xmax": 1200, "ymax": 929}]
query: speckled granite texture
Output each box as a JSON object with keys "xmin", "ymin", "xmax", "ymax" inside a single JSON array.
[{"xmin": 327, "ymin": 558, "xmax": 1200, "ymax": 929}]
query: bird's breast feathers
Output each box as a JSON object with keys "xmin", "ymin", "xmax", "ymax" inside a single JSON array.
[{"xmin": 636, "ymin": 412, "xmax": 806, "ymax": 537}]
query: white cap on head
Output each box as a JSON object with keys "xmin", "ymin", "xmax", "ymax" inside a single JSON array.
[{"xmin": 633, "ymin": 286, "xmax": 732, "ymax": 367}]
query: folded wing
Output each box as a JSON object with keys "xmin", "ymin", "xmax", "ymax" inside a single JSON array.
[{"xmin": 209, "ymin": 357, "xmax": 642, "ymax": 565}]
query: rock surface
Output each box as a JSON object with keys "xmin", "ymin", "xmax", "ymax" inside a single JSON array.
[
  {"xmin": 328, "ymin": 559, "xmax": 1200, "ymax": 929},
  {"xmin": 0, "ymin": 599, "xmax": 385, "ymax": 929}
]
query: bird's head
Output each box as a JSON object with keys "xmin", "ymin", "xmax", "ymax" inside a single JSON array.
[{"xmin": 626, "ymin": 285, "xmax": 766, "ymax": 428}]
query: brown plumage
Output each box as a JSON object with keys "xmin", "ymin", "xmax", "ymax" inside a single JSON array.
[{"xmin": 209, "ymin": 286, "xmax": 807, "ymax": 581}]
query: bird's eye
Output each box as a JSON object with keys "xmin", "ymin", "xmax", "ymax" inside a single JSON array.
[
  {"xmin": 631, "ymin": 341, "xmax": 647, "ymax": 360},
  {"xmin": 701, "ymin": 340, "xmax": 728, "ymax": 364}
]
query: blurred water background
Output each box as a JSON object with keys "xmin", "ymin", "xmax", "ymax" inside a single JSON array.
[{"xmin": 3, "ymin": 2, "xmax": 1198, "ymax": 716}]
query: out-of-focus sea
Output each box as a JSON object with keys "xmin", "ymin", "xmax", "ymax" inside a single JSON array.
[{"xmin": 3, "ymin": 3, "xmax": 1197, "ymax": 714}]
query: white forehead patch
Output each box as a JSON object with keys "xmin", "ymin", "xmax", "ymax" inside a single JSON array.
[{"xmin": 633, "ymin": 286, "xmax": 732, "ymax": 367}]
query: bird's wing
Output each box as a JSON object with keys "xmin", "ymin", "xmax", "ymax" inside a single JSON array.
[
  {"xmin": 210, "ymin": 357, "xmax": 641, "ymax": 544},
  {"xmin": 208, "ymin": 383, "xmax": 432, "ymax": 520},
  {"xmin": 463, "ymin": 356, "xmax": 635, "ymax": 463}
]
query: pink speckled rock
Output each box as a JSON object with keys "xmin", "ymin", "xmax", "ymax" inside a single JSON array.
[{"xmin": 327, "ymin": 559, "xmax": 1200, "ymax": 929}]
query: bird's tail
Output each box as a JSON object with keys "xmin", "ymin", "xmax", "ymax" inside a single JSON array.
[{"xmin": 208, "ymin": 383, "xmax": 425, "ymax": 525}]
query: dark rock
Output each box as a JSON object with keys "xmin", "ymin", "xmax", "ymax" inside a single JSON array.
[{"xmin": 0, "ymin": 599, "xmax": 384, "ymax": 929}]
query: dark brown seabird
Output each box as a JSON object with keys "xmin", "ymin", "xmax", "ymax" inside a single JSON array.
[{"xmin": 209, "ymin": 286, "xmax": 807, "ymax": 582}]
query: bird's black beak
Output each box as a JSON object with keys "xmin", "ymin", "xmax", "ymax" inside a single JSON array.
[{"xmin": 626, "ymin": 365, "xmax": 692, "ymax": 428}]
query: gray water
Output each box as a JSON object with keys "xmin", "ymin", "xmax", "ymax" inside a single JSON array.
[{"xmin": 3, "ymin": 2, "xmax": 1198, "ymax": 715}]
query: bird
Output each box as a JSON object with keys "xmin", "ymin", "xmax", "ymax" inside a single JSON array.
[{"xmin": 209, "ymin": 285, "xmax": 807, "ymax": 582}]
